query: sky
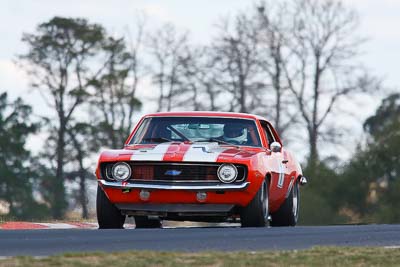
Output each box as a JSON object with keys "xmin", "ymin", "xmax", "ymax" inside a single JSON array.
[{"xmin": 1, "ymin": 0, "xmax": 399, "ymax": 160}]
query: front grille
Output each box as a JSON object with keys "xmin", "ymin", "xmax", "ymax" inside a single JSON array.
[
  {"xmin": 130, "ymin": 163, "xmax": 220, "ymax": 182},
  {"xmin": 102, "ymin": 162, "xmax": 247, "ymax": 183}
]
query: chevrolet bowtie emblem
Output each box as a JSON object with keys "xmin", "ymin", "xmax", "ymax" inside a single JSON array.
[{"xmin": 165, "ymin": 170, "xmax": 182, "ymax": 176}]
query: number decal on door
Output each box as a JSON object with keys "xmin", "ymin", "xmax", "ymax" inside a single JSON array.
[{"xmin": 277, "ymin": 162, "xmax": 285, "ymax": 188}]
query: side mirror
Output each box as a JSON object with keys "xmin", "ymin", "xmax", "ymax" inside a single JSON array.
[{"xmin": 270, "ymin": 141, "xmax": 282, "ymax": 153}]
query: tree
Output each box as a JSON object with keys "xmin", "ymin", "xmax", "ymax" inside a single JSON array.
[
  {"xmin": 256, "ymin": 2, "xmax": 299, "ymax": 136},
  {"xmin": 364, "ymin": 93, "xmax": 400, "ymax": 140},
  {"xmin": 167, "ymin": 45, "xmax": 222, "ymax": 111},
  {"xmin": 362, "ymin": 93, "xmax": 400, "ymax": 222},
  {"xmin": 211, "ymin": 13, "xmax": 264, "ymax": 113},
  {"xmin": 0, "ymin": 92, "xmax": 49, "ymax": 219},
  {"xmin": 282, "ymin": 0, "xmax": 377, "ymax": 167},
  {"xmin": 65, "ymin": 122, "xmax": 98, "ymax": 219},
  {"xmin": 89, "ymin": 36, "xmax": 142, "ymax": 148},
  {"xmin": 172, "ymin": 46, "xmax": 205, "ymax": 111},
  {"xmin": 20, "ymin": 17, "xmax": 106, "ymax": 219},
  {"xmin": 339, "ymin": 93, "xmax": 400, "ymax": 223},
  {"xmin": 147, "ymin": 23, "xmax": 196, "ymax": 112},
  {"xmin": 299, "ymin": 161, "xmax": 347, "ymax": 225}
]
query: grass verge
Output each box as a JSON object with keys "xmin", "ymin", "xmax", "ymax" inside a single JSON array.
[{"xmin": 0, "ymin": 246, "xmax": 399, "ymax": 267}]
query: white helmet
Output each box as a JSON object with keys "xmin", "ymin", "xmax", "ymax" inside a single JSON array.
[{"xmin": 223, "ymin": 124, "xmax": 247, "ymax": 142}]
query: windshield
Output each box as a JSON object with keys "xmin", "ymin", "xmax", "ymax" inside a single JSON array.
[{"xmin": 130, "ymin": 117, "xmax": 262, "ymax": 147}]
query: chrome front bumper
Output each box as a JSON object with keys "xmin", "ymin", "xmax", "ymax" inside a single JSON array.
[{"xmin": 99, "ymin": 179, "xmax": 250, "ymax": 191}]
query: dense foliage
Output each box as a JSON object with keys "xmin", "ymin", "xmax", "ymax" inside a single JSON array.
[
  {"xmin": 0, "ymin": 92, "xmax": 49, "ymax": 219},
  {"xmin": 339, "ymin": 94, "xmax": 400, "ymax": 223}
]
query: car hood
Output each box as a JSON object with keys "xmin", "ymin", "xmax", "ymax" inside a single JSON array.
[{"xmin": 101, "ymin": 142, "xmax": 262, "ymax": 163}]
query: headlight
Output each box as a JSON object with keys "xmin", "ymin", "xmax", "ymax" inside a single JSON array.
[
  {"xmin": 217, "ymin": 164, "xmax": 238, "ymax": 183},
  {"xmin": 111, "ymin": 162, "xmax": 131, "ymax": 182}
]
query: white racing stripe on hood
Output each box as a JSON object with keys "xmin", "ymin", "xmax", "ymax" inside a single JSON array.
[
  {"xmin": 183, "ymin": 142, "xmax": 227, "ymax": 162},
  {"xmin": 130, "ymin": 143, "xmax": 171, "ymax": 161}
]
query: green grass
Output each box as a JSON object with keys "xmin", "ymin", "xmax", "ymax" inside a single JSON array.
[{"xmin": 1, "ymin": 247, "xmax": 400, "ymax": 267}]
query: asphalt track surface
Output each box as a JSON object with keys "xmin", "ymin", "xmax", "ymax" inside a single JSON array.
[{"xmin": 1, "ymin": 224, "xmax": 400, "ymax": 256}]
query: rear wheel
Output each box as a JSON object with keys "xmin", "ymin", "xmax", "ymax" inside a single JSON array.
[
  {"xmin": 97, "ymin": 186, "xmax": 126, "ymax": 229},
  {"xmin": 134, "ymin": 216, "xmax": 162, "ymax": 228},
  {"xmin": 270, "ymin": 181, "xmax": 299, "ymax": 226},
  {"xmin": 240, "ymin": 180, "xmax": 269, "ymax": 227}
]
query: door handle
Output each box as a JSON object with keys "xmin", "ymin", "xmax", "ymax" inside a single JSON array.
[{"xmin": 282, "ymin": 159, "xmax": 289, "ymax": 164}]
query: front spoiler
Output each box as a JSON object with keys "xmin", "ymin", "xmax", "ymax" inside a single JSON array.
[
  {"xmin": 116, "ymin": 203, "xmax": 235, "ymax": 220},
  {"xmin": 98, "ymin": 179, "xmax": 250, "ymax": 191},
  {"xmin": 116, "ymin": 203, "xmax": 234, "ymax": 213}
]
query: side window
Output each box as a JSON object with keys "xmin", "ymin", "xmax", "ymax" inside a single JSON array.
[{"xmin": 261, "ymin": 123, "xmax": 275, "ymax": 147}]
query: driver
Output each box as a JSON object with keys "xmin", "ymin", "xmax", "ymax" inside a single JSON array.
[{"xmin": 223, "ymin": 123, "xmax": 247, "ymax": 144}]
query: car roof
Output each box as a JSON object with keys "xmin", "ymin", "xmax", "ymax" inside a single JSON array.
[{"xmin": 143, "ymin": 111, "xmax": 269, "ymax": 122}]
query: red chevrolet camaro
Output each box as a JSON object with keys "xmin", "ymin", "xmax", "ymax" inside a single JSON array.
[{"xmin": 95, "ymin": 112, "xmax": 307, "ymax": 228}]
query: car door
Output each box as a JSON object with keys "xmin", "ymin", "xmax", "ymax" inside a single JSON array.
[{"xmin": 259, "ymin": 121, "xmax": 292, "ymax": 212}]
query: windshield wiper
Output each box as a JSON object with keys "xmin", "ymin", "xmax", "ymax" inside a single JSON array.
[
  {"xmin": 141, "ymin": 137, "xmax": 172, "ymax": 143},
  {"xmin": 167, "ymin": 125, "xmax": 190, "ymax": 141}
]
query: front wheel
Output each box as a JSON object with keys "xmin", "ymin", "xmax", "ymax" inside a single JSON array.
[
  {"xmin": 96, "ymin": 186, "xmax": 126, "ymax": 229},
  {"xmin": 240, "ymin": 180, "xmax": 269, "ymax": 227},
  {"xmin": 270, "ymin": 181, "xmax": 299, "ymax": 227}
]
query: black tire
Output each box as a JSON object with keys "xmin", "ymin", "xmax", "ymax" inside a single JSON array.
[
  {"xmin": 270, "ymin": 181, "xmax": 299, "ymax": 227},
  {"xmin": 134, "ymin": 216, "xmax": 162, "ymax": 228},
  {"xmin": 97, "ymin": 186, "xmax": 126, "ymax": 229},
  {"xmin": 240, "ymin": 180, "xmax": 269, "ymax": 227}
]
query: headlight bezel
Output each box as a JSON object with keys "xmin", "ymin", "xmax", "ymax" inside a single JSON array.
[
  {"xmin": 217, "ymin": 163, "xmax": 238, "ymax": 183},
  {"xmin": 111, "ymin": 162, "xmax": 132, "ymax": 182}
]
